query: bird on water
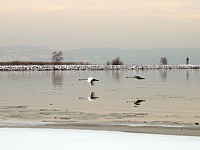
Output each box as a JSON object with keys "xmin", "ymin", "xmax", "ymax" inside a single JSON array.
[{"xmin": 79, "ymin": 77, "xmax": 99, "ymax": 86}]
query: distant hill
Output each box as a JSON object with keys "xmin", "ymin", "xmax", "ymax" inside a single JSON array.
[
  {"xmin": 65, "ymin": 47, "xmax": 200, "ymax": 65},
  {"xmin": 0, "ymin": 45, "xmax": 51, "ymax": 62},
  {"xmin": 0, "ymin": 46, "xmax": 199, "ymax": 65}
]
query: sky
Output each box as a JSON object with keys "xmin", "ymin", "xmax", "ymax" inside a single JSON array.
[{"xmin": 0, "ymin": 0, "xmax": 200, "ymax": 50}]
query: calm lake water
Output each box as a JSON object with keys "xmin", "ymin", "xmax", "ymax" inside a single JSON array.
[{"xmin": 0, "ymin": 70, "xmax": 200, "ymax": 125}]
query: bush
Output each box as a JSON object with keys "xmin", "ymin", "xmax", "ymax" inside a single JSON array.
[
  {"xmin": 160, "ymin": 57, "xmax": 168, "ymax": 65},
  {"xmin": 111, "ymin": 57, "xmax": 124, "ymax": 65},
  {"xmin": 51, "ymin": 51, "xmax": 64, "ymax": 63}
]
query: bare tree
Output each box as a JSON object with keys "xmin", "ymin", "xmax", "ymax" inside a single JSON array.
[
  {"xmin": 111, "ymin": 57, "xmax": 124, "ymax": 65},
  {"xmin": 106, "ymin": 61, "xmax": 111, "ymax": 65},
  {"xmin": 51, "ymin": 51, "xmax": 63, "ymax": 63},
  {"xmin": 160, "ymin": 57, "xmax": 168, "ymax": 65}
]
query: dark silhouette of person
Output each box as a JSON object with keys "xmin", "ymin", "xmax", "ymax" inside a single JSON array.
[{"xmin": 186, "ymin": 57, "xmax": 189, "ymax": 65}]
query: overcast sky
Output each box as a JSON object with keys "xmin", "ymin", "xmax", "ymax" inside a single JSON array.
[{"xmin": 0, "ymin": 0, "xmax": 200, "ymax": 50}]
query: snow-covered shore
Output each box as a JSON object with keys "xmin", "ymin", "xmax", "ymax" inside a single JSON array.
[
  {"xmin": 0, "ymin": 64, "xmax": 200, "ymax": 71},
  {"xmin": 0, "ymin": 128, "xmax": 200, "ymax": 150}
]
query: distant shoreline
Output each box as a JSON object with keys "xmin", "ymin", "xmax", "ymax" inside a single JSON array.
[{"xmin": 0, "ymin": 64, "xmax": 200, "ymax": 71}]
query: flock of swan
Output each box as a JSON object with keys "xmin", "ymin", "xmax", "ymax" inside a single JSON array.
[
  {"xmin": 78, "ymin": 75, "xmax": 146, "ymax": 105},
  {"xmin": 79, "ymin": 75, "xmax": 145, "ymax": 86}
]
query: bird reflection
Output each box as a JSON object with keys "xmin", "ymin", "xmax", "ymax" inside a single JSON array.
[
  {"xmin": 126, "ymin": 75, "xmax": 145, "ymax": 80},
  {"xmin": 133, "ymin": 100, "xmax": 145, "ymax": 107},
  {"xmin": 79, "ymin": 92, "xmax": 99, "ymax": 101}
]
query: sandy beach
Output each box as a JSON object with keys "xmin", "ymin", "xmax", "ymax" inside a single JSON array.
[
  {"xmin": 1, "ymin": 112, "xmax": 200, "ymax": 150},
  {"xmin": 0, "ymin": 105, "xmax": 200, "ymax": 136},
  {"xmin": 3, "ymin": 122, "xmax": 200, "ymax": 136}
]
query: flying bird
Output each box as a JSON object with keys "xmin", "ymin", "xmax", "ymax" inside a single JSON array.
[
  {"xmin": 79, "ymin": 92, "xmax": 99, "ymax": 101},
  {"xmin": 79, "ymin": 77, "xmax": 99, "ymax": 86},
  {"xmin": 126, "ymin": 75, "xmax": 145, "ymax": 80}
]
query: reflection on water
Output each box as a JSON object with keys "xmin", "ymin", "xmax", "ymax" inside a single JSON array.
[
  {"xmin": 52, "ymin": 71, "xmax": 63, "ymax": 88},
  {"xmin": 0, "ymin": 70, "xmax": 200, "ymax": 114},
  {"xmin": 79, "ymin": 92, "xmax": 99, "ymax": 101},
  {"xmin": 112, "ymin": 71, "xmax": 122, "ymax": 82},
  {"xmin": 126, "ymin": 99, "xmax": 146, "ymax": 108},
  {"xmin": 159, "ymin": 70, "xmax": 167, "ymax": 82},
  {"xmin": 186, "ymin": 70, "xmax": 189, "ymax": 81},
  {"xmin": 1, "ymin": 69, "xmax": 200, "ymax": 127},
  {"xmin": 134, "ymin": 99, "xmax": 146, "ymax": 108}
]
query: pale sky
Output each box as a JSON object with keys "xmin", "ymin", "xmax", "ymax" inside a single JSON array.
[{"xmin": 0, "ymin": 0, "xmax": 200, "ymax": 50}]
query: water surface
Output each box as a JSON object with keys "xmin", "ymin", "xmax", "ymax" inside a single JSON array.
[{"xmin": 0, "ymin": 70, "xmax": 200, "ymax": 125}]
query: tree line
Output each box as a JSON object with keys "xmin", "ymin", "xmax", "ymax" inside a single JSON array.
[{"xmin": 0, "ymin": 50, "xmax": 188, "ymax": 65}]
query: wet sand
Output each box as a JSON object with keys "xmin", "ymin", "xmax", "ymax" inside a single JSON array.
[
  {"xmin": 1, "ymin": 122, "xmax": 200, "ymax": 136},
  {"xmin": 0, "ymin": 104, "xmax": 200, "ymax": 136},
  {"xmin": 43, "ymin": 123, "xmax": 200, "ymax": 136}
]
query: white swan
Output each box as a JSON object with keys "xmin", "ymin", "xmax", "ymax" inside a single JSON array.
[{"xmin": 79, "ymin": 77, "xmax": 99, "ymax": 86}]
